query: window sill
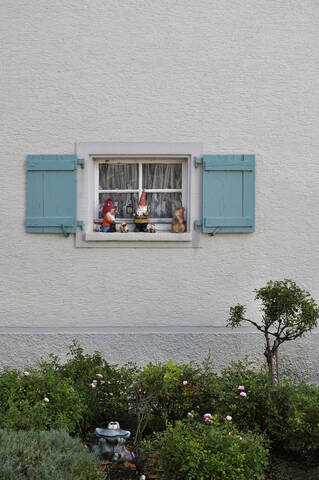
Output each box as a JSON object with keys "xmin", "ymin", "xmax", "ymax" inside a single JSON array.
[{"xmin": 85, "ymin": 232, "xmax": 193, "ymax": 242}]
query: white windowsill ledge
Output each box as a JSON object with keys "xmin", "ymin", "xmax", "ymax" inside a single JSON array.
[{"xmin": 85, "ymin": 232, "xmax": 192, "ymax": 242}]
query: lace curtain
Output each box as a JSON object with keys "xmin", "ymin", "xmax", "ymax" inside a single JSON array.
[
  {"xmin": 99, "ymin": 164, "xmax": 138, "ymax": 190},
  {"xmin": 98, "ymin": 163, "xmax": 182, "ymax": 219},
  {"xmin": 143, "ymin": 164, "xmax": 182, "ymax": 189}
]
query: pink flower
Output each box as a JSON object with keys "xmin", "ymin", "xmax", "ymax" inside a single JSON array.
[
  {"xmin": 96, "ymin": 374, "xmax": 103, "ymax": 379},
  {"xmin": 92, "ymin": 380, "xmax": 98, "ymax": 384},
  {"xmin": 237, "ymin": 386, "xmax": 245, "ymax": 391},
  {"xmin": 240, "ymin": 392, "xmax": 247, "ymax": 397},
  {"xmin": 226, "ymin": 416, "xmax": 232, "ymax": 421},
  {"xmin": 23, "ymin": 371, "xmax": 30, "ymax": 376},
  {"xmin": 183, "ymin": 380, "xmax": 188, "ymax": 385},
  {"xmin": 204, "ymin": 413, "xmax": 213, "ymax": 423},
  {"xmin": 44, "ymin": 397, "xmax": 49, "ymax": 403},
  {"xmin": 187, "ymin": 412, "xmax": 194, "ymax": 418},
  {"xmin": 239, "ymin": 436, "xmax": 243, "ymax": 440},
  {"xmin": 90, "ymin": 383, "xmax": 96, "ymax": 388}
]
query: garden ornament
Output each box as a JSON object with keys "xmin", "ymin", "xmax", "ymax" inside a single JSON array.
[
  {"xmin": 119, "ymin": 221, "xmax": 129, "ymax": 232},
  {"xmin": 133, "ymin": 189, "xmax": 149, "ymax": 232},
  {"xmin": 101, "ymin": 198, "xmax": 116, "ymax": 232},
  {"xmin": 92, "ymin": 421, "xmax": 135, "ymax": 464},
  {"xmin": 171, "ymin": 206, "xmax": 185, "ymax": 233},
  {"xmin": 147, "ymin": 222, "xmax": 156, "ymax": 233}
]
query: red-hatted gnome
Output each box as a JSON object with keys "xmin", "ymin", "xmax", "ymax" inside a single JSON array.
[
  {"xmin": 133, "ymin": 189, "xmax": 149, "ymax": 232},
  {"xmin": 101, "ymin": 198, "xmax": 117, "ymax": 232}
]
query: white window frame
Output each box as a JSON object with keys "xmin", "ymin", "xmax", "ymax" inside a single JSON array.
[
  {"xmin": 75, "ymin": 142, "xmax": 203, "ymax": 248},
  {"xmin": 95, "ymin": 157, "xmax": 188, "ymax": 231}
]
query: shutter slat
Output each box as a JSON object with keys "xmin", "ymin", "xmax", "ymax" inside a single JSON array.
[
  {"xmin": 26, "ymin": 216, "xmax": 76, "ymax": 227},
  {"xmin": 27, "ymin": 155, "xmax": 77, "ymax": 171},
  {"xmin": 204, "ymin": 216, "xmax": 253, "ymax": 228}
]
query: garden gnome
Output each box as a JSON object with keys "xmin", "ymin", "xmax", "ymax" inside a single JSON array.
[
  {"xmin": 101, "ymin": 198, "xmax": 116, "ymax": 232},
  {"xmin": 133, "ymin": 189, "xmax": 149, "ymax": 232}
]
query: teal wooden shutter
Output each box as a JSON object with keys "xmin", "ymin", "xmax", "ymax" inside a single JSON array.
[
  {"xmin": 201, "ymin": 155, "xmax": 255, "ymax": 234},
  {"xmin": 26, "ymin": 155, "xmax": 83, "ymax": 234}
]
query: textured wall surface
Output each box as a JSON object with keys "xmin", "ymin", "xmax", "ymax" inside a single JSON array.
[{"xmin": 1, "ymin": 0, "xmax": 319, "ymax": 379}]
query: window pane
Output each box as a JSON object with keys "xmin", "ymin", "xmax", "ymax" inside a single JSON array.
[
  {"xmin": 143, "ymin": 163, "xmax": 182, "ymax": 189},
  {"xmin": 99, "ymin": 193, "xmax": 139, "ymax": 219},
  {"xmin": 146, "ymin": 192, "xmax": 182, "ymax": 218},
  {"xmin": 99, "ymin": 163, "xmax": 138, "ymax": 190}
]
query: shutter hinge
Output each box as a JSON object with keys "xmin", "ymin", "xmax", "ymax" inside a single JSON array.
[
  {"xmin": 77, "ymin": 221, "xmax": 84, "ymax": 230},
  {"xmin": 194, "ymin": 220, "xmax": 202, "ymax": 229},
  {"xmin": 61, "ymin": 225, "xmax": 70, "ymax": 238},
  {"xmin": 193, "ymin": 156, "xmax": 203, "ymax": 168},
  {"xmin": 77, "ymin": 158, "xmax": 85, "ymax": 168}
]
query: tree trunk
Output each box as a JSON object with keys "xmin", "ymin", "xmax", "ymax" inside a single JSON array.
[
  {"xmin": 275, "ymin": 344, "xmax": 280, "ymax": 383},
  {"xmin": 264, "ymin": 333, "xmax": 274, "ymax": 383}
]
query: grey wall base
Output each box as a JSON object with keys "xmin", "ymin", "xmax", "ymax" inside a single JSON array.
[{"xmin": 1, "ymin": 327, "xmax": 318, "ymax": 384}]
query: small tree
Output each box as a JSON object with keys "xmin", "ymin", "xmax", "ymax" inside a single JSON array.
[{"xmin": 227, "ymin": 280, "xmax": 319, "ymax": 383}]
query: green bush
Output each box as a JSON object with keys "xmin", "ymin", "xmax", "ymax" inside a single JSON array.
[
  {"xmin": 201, "ymin": 360, "xmax": 319, "ymax": 463},
  {"xmin": 198, "ymin": 359, "xmax": 273, "ymax": 433},
  {"xmin": 58, "ymin": 342, "xmax": 137, "ymax": 436},
  {"xmin": 264, "ymin": 381, "xmax": 319, "ymax": 462},
  {"xmin": 0, "ymin": 429, "xmax": 105, "ymax": 480},
  {"xmin": 0, "ymin": 342, "xmax": 137, "ymax": 437},
  {"xmin": 142, "ymin": 417, "xmax": 269, "ymax": 480},
  {"xmin": 0, "ymin": 341, "xmax": 318, "ymax": 466},
  {"xmin": 0, "ymin": 365, "xmax": 83, "ymax": 432},
  {"xmin": 204, "ymin": 361, "xmax": 319, "ymax": 463},
  {"xmin": 134, "ymin": 359, "xmax": 207, "ymax": 434}
]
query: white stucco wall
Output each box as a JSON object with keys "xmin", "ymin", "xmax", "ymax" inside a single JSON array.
[{"xmin": 1, "ymin": 0, "xmax": 319, "ymax": 380}]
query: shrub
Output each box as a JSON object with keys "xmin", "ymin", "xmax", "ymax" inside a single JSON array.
[
  {"xmin": 134, "ymin": 359, "xmax": 206, "ymax": 436},
  {"xmin": 201, "ymin": 360, "xmax": 319, "ymax": 463},
  {"xmin": 264, "ymin": 381, "xmax": 319, "ymax": 462},
  {"xmin": 0, "ymin": 342, "xmax": 137, "ymax": 437},
  {"xmin": 142, "ymin": 417, "xmax": 269, "ymax": 480},
  {"xmin": 58, "ymin": 341, "xmax": 137, "ymax": 436},
  {"xmin": 0, "ymin": 341, "xmax": 318, "ymax": 466},
  {"xmin": 205, "ymin": 359, "xmax": 273, "ymax": 433},
  {"xmin": 0, "ymin": 365, "xmax": 83, "ymax": 432},
  {"xmin": 0, "ymin": 429, "xmax": 105, "ymax": 480},
  {"xmin": 203, "ymin": 360, "xmax": 319, "ymax": 463}
]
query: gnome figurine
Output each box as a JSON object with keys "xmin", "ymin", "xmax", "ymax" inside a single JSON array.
[
  {"xmin": 101, "ymin": 198, "xmax": 116, "ymax": 232},
  {"xmin": 133, "ymin": 189, "xmax": 149, "ymax": 232}
]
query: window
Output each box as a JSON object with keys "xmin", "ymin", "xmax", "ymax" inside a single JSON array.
[
  {"xmin": 26, "ymin": 145, "xmax": 254, "ymax": 246},
  {"xmin": 94, "ymin": 157, "xmax": 187, "ymax": 231},
  {"xmin": 75, "ymin": 142, "xmax": 203, "ymax": 247}
]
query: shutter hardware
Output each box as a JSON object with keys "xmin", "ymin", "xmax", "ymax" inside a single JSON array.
[
  {"xmin": 194, "ymin": 220, "xmax": 220, "ymax": 236},
  {"xmin": 60, "ymin": 221, "xmax": 84, "ymax": 238},
  {"xmin": 194, "ymin": 220, "xmax": 202, "ymax": 229},
  {"xmin": 193, "ymin": 156, "xmax": 203, "ymax": 168},
  {"xmin": 61, "ymin": 224, "xmax": 69, "ymax": 238}
]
